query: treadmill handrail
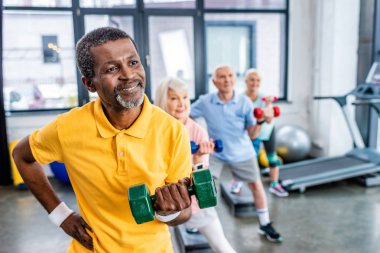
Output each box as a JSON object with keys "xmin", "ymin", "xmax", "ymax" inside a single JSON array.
[
  {"xmin": 314, "ymin": 95, "xmax": 347, "ymax": 107},
  {"xmin": 314, "ymin": 95, "xmax": 365, "ymax": 148}
]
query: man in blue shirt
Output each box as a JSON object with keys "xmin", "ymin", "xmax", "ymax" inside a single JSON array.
[{"xmin": 190, "ymin": 65, "xmax": 283, "ymax": 243}]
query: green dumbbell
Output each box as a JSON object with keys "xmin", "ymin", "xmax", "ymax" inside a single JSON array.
[{"xmin": 128, "ymin": 168, "xmax": 217, "ymax": 224}]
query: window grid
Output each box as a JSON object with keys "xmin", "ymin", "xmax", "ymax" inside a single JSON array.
[{"xmin": 2, "ymin": 0, "xmax": 289, "ymax": 113}]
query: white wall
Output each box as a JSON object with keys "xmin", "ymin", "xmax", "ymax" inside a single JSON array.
[
  {"xmin": 6, "ymin": 0, "xmax": 362, "ymax": 158},
  {"xmin": 6, "ymin": 113, "xmax": 59, "ymax": 175},
  {"xmin": 277, "ymin": 0, "xmax": 314, "ymax": 132},
  {"xmin": 6, "ymin": 113, "xmax": 58, "ymax": 142},
  {"xmin": 276, "ymin": 0, "xmax": 360, "ymax": 157},
  {"xmin": 312, "ymin": 0, "xmax": 360, "ymax": 156}
]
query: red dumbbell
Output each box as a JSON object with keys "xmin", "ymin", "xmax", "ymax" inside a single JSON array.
[
  {"xmin": 272, "ymin": 106, "xmax": 280, "ymax": 117},
  {"xmin": 253, "ymin": 106, "xmax": 281, "ymax": 119},
  {"xmin": 261, "ymin": 96, "xmax": 278, "ymax": 102}
]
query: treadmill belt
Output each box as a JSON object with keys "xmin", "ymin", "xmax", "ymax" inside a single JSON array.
[{"xmin": 280, "ymin": 156, "xmax": 367, "ymax": 180}]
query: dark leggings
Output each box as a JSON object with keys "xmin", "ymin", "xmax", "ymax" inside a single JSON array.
[{"xmin": 263, "ymin": 127, "xmax": 276, "ymax": 154}]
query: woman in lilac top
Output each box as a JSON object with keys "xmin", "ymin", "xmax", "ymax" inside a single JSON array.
[{"xmin": 155, "ymin": 77, "xmax": 236, "ymax": 253}]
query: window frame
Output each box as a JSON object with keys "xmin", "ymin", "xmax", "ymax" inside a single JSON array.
[{"xmin": 205, "ymin": 20, "xmax": 257, "ymax": 80}]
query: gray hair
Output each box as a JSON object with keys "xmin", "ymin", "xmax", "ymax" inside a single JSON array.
[
  {"xmin": 212, "ymin": 65, "xmax": 235, "ymax": 80},
  {"xmin": 76, "ymin": 27, "xmax": 138, "ymax": 78},
  {"xmin": 154, "ymin": 77, "xmax": 188, "ymax": 112},
  {"xmin": 244, "ymin": 68, "xmax": 261, "ymax": 80}
]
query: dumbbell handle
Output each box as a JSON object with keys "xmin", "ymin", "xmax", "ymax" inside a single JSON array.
[
  {"xmin": 149, "ymin": 185, "xmax": 197, "ymax": 203},
  {"xmin": 261, "ymin": 96, "xmax": 278, "ymax": 102},
  {"xmin": 191, "ymin": 139, "xmax": 223, "ymax": 154}
]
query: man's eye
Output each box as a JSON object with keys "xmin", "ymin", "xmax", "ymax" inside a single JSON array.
[
  {"xmin": 107, "ymin": 66, "xmax": 118, "ymax": 73},
  {"xmin": 130, "ymin": 60, "xmax": 139, "ymax": 66}
]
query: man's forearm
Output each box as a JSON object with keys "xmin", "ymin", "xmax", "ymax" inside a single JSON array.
[
  {"xmin": 13, "ymin": 137, "xmax": 62, "ymax": 213},
  {"xmin": 16, "ymin": 160, "xmax": 61, "ymax": 213}
]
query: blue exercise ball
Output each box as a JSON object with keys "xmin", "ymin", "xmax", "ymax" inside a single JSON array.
[
  {"xmin": 276, "ymin": 125, "xmax": 311, "ymax": 163},
  {"xmin": 50, "ymin": 161, "xmax": 71, "ymax": 185}
]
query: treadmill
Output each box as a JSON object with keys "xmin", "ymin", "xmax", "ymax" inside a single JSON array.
[{"xmin": 280, "ymin": 82, "xmax": 380, "ymax": 193}]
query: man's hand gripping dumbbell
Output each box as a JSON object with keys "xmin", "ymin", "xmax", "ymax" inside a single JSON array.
[
  {"xmin": 128, "ymin": 168, "xmax": 217, "ymax": 224},
  {"xmin": 253, "ymin": 96, "xmax": 280, "ymax": 124}
]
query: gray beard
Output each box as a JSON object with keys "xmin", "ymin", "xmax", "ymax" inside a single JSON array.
[{"xmin": 116, "ymin": 90, "xmax": 145, "ymax": 109}]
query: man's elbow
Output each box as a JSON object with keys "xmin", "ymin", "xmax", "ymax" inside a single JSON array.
[
  {"xmin": 12, "ymin": 143, "xmax": 22, "ymax": 164},
  {"xmin": 12, "ymin": 137, "xmax": 34, "ymax": 166}
]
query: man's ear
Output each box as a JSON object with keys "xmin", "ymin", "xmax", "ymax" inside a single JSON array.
[{"xmin": 82, "ymin": 77, "xmax": 96, "ymax": 92}]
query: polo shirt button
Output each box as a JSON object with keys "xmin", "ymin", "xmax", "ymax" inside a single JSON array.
[{"xmin": 119, "ymin": 151, "xmax": 124, "ymax": 156}]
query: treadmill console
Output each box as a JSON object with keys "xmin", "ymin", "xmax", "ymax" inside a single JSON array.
[{"xmin": 351, "ymin": 83, "xmax": 380, "ymax": 100}]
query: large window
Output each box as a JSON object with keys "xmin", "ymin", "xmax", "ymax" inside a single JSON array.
[
  {"xmin": 2, "ymin": 0, "xmax": 289, "ymax": 112},
  {"xmin": 204, "ymin": 0, "xmax": 286, "ymax": 10},
  {"xmin": 148, "ymin": 16, "xmax": 195, "ymax": 99},
  {"xmin": 144, "ymin": 0, "xmax": 195, "ymax": 9},
  {"xmin": 80, "ymin": 0, "xmax": 135, "ymax": 8},
  {"xmin": 3, "ymin": 11, "xmax": 78, "ymax": 111},
  {"xmin": 206, "ymin": 13, "xmax": 286, "ymax": 97},
  {"xmin": 3, "ymin": 0, "xmax": 71, "ymax": 7}
]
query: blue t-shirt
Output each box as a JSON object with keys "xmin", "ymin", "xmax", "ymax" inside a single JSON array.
[{"xmin": 190, "ymin": 92, "xmax": 256, "ymax": 163}]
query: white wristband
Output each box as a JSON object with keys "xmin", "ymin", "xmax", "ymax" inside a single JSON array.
[
  {"xmin": 155, "ymin": 211, "xmax": 181, "ymax": 223},
  {"xmin": 48, "ymin": 202, "xmax": 74, "ymax": 227}
]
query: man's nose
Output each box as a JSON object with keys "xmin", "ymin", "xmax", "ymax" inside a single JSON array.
[{"xmin": 119, "ymin": 66, "xmax": 134, "ymax": 79}]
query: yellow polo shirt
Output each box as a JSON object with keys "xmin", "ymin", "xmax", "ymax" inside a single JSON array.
[{"xmin": 29, "ymin": 96, "xmax": 192, "ymax": 253}]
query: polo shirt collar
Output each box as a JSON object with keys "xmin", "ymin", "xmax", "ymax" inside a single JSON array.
[
  {"xmin": 211, "ymin": 91, "xmax": 238, "ymax": 105},
  {"xmin": 94, "ymin": 94, "xmax": 152, "ymax": 139}
]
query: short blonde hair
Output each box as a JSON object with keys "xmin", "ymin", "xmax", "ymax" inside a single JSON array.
[
  {"xmin": 245, "ymin": 68, "xmax": 261, "ymax": 81},
  {"xmin": 154, "ymin": 77, "xmax": 188, "ymax": 112}
]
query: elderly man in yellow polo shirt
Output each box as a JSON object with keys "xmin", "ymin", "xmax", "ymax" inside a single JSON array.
[{"xmin": 12, "ymin": 27, "xmax": 193, "ymax": 253}]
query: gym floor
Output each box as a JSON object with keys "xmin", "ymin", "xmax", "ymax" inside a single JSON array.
[{"xmin": 0, "ymin": 169, "xmax": 379, "ymax": 253}]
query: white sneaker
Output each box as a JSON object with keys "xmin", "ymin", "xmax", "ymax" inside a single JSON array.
[{"xmin": 230, "ymin": 180, "xmax": 243, "ymax": 194}]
